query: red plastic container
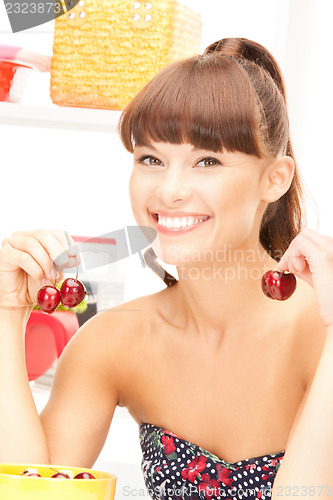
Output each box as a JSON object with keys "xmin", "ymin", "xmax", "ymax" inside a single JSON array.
[
  {"xmin": 25, "ymin": 310, "xmax": 79, "ymax": 381},
  {"xmin": 0, "ymin": 60, "xmax": 32, "ymax": 102}
]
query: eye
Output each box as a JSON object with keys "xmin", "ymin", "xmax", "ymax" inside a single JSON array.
[
  {"xmin": 136, "ymin": 155, "xmax": 163, "ymax": 166},
  {"xmin": 196, "ymin": 157, "xmax": 222, "ymax": 168}
]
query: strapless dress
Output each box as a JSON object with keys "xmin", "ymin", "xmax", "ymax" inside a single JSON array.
[{"xmin": 139, "ymin": 422, "xmax": 284, "ymax": 499}]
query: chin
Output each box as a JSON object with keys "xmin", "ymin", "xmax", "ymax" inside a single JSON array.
[{"xmin": 151, "ymin": 242, "xmax": 206, "ymax": 267}]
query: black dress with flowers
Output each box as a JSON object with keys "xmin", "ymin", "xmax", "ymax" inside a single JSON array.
[{"xmin": 139, "ymin": 423, "xmax": 284, "ymax": 500}]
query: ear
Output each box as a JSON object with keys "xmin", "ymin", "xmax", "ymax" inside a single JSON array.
[{"xmin": 261, "ymin": 156, "xmax": 295, "ymax": 203}]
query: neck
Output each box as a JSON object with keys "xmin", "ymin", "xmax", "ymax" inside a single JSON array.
[{"xmin": 172, "ymin": 242, "xmax": 277, "ymax": 339}]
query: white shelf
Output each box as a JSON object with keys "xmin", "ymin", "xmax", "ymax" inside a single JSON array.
[{"xmin": 0, "ymin": 102, "xmax": 122, "ymax": 133}]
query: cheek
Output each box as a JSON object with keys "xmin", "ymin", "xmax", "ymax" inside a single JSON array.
[
  {"xmin": 211, "ymin": 178, "xmax": 262, "ymax": 239},
  {"xmin": 211, "ymin": 181, "xmax": 258, "ymax": 213},
  {"xmin": 129, "ymin": 172, "xmax": 152, "ymax": 224},
  {"xmin": 128, "ymin": 174, "xmax": 136, "ymax": 202},
  {"xmin": 129, "ymin": 172, "xmax": 142, "ymax": 207}
]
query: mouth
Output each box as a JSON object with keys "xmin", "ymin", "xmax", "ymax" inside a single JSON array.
[{"xmin": 150, "ymin": 212, "xmax": 212, "ymax": 234}]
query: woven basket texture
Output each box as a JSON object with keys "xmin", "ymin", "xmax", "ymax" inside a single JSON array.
[{"xmin": 50, "ymin": 0, "xmax": 202, "ymax": 110}]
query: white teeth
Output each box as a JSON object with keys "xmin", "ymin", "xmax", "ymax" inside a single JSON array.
[{"xmin": 157, "ymin": 214, "xmax": 209, "ymax": 229}]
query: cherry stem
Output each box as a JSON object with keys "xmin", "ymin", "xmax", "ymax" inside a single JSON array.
[
  {"xmin": 51, "ymin": 263, "xmax": 57, "ymax": 288},
  {"xmin": 49, "ymin": 467, "xmax": 60, "ymax": 474},
  {"xmin": 75, "ymin": 255, "xmax": 78, "ymax": 280}
]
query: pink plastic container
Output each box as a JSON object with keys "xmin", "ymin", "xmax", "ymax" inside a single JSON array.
[{"xmin": 25, "ymin": 310, "xmax": 79, "ymax": 381}]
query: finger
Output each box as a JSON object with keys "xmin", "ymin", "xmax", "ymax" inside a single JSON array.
[
  {"xmin": 11, "ymin": 228, "xmax": 79, "ymax": 255},
  {"xmin": 277, "ymin": 251, "xmax": 308, "ymax": 275},
  {"xmin": 276, "ymin": 233, "xmax": 329, "ymax": 286},
  {"xmin": 11, "ymin": 229, "xmax": 80, "ymax": 271},
  {"xmin": 46, "ymin": 229, "xmax": 81, "ymax": 270},
  {"xmin": 277, "ymin": 255, "xmax": 313, "ymax": 287},
  {"xmin": 276, "ymin": 235, "xmax": 314, "ymax": 283},
  {"xmin": 298, "ymin": 227, "xmax": 333, "ymax": 252},
  {"xmin": 11, "ymin": 230, "xmax": 69, "ymax": 273},
  {"xmin": 277, "ymin": 231, "xmax": 325, "ymax": 272},
  {"xmin": 1, "ymin": 244, "xmax": 47, "ymax": 286},
  {"xmin": 4, "ymin": 237, "xmax": 56, "ymax": 281},
  {"xmin": 48, "ymin": 229, "xmax": 79, "ymax": 257}
]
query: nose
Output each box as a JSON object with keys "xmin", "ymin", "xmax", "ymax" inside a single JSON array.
[{"xmin": 156, "ymin": 166, "xmax": 192, "ymax": 205}]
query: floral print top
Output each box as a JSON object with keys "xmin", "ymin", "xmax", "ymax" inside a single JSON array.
[{"xmin": 139, "ymin": 423, "xmax": 284, "ymax": 499}]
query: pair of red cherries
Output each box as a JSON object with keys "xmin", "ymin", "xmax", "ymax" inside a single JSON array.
[{"xmin": 37, "ymin": 261, "xmax": 86, "ymax": 314}]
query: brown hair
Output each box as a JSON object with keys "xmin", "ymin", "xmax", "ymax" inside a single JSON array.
[{"xmin": 119, "ymin": 37, "xmax": 306, "ymax": 266}]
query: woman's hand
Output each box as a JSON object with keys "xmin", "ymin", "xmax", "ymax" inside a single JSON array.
[
  {"xmin": 276, "ymin": 227, "xmax": 333, "ymax": 327},
  {"xmin": 0, "ymin": 229, "xmax": 78, "ymax": 310}
]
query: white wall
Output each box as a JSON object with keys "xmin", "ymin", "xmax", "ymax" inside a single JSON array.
[{"xmin": 0, "ymin": 1, "xmax": 331, "ymax": 292}]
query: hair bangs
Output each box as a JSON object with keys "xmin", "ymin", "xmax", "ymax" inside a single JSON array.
[{"xmin": 119, "ymin": 54, "xmax": 266, "ymax": 157}]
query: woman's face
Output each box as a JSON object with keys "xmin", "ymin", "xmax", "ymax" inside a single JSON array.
[{"xmin": 129, "ymin": 141, "xmax": 269, "ymax": 265}]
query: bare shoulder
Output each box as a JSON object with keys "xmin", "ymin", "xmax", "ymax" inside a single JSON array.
[
  {"xmin": 66, "ymin": 291, "xmax": 161, "ymax": 356},
  {"xmin": 68, "ymin": 290, "xmax": 166, "ymax": 370},
  {"xmin": 95, "ymin": 291, "xmax": 162, "ymax": 335},
  {"xmin": 51, "ymin": 291, "xmax": 161, "ymax": 404},
  {"xmin": 289, "ymin": 278, "xmax": 327, "ymax": 390}
]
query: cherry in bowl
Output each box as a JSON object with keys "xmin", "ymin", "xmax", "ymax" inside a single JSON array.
[{"xmin": 74, "ymin": 472, "xmax": 96, "ymax": 479}]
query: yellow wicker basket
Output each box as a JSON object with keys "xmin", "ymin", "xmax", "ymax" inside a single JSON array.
[{"xmin": 50, "ymin": 0, "xmax": 202, "ymax": 110}]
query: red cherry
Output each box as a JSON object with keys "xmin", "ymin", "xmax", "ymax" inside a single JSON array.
[
  {"xmin": 60, "ymin": 278, "xmax": 86, "ymax": 308},
  {"xmin": 19, "ymin": 469, "xmax": 42, "ymax": 477},
  {"xmin": 18, "ymin": 469, "xmax": 38, "ymax": 476},
  {"xmin": 74, "ymin": 472, "xmax": 96, "ymax": 479},
  {"xmin": 50, "ymin": 472, "xmax": 70, "ymax": 479},
  {"xmin": 49, "ymin": 467, "xmax": 73, "ymax": 479},
  {"xmin": 261, "ymin": 270, "xmax": 297, "ymax": 301},
  {"xmin": 261, "ymin": 271, "xmax": 274, "ymax": 299},
  {"xmin": 37, "ymin": 285, "xmax": 61, "ymax": 314}
]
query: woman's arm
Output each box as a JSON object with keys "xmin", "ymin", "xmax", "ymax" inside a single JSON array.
[
  {"xmin": 273, "ymin": 326, "xmax": 333, "ymax": 495},
  {"xmin": 272, "ymin": 228, "xmax": 333, "ymax": 497},
  {"xmin": 39, "ymin": 309, "xmax": 122, "ymax": 467},
  {"xmin": 0, "ymin": 308, "xmax": 50, "ymax": 464},
  {"xmin": 0, "ymin": 229, "xmax": 120, "ymax": 466},
  {"xmin": 0, "ymin": 307, "xmax": 121, "ymax": 467}
]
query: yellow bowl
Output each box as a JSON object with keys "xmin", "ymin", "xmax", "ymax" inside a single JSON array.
[{"xmin": 0, "ymin": 463, "xmax": 116, "ymax": 500}]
